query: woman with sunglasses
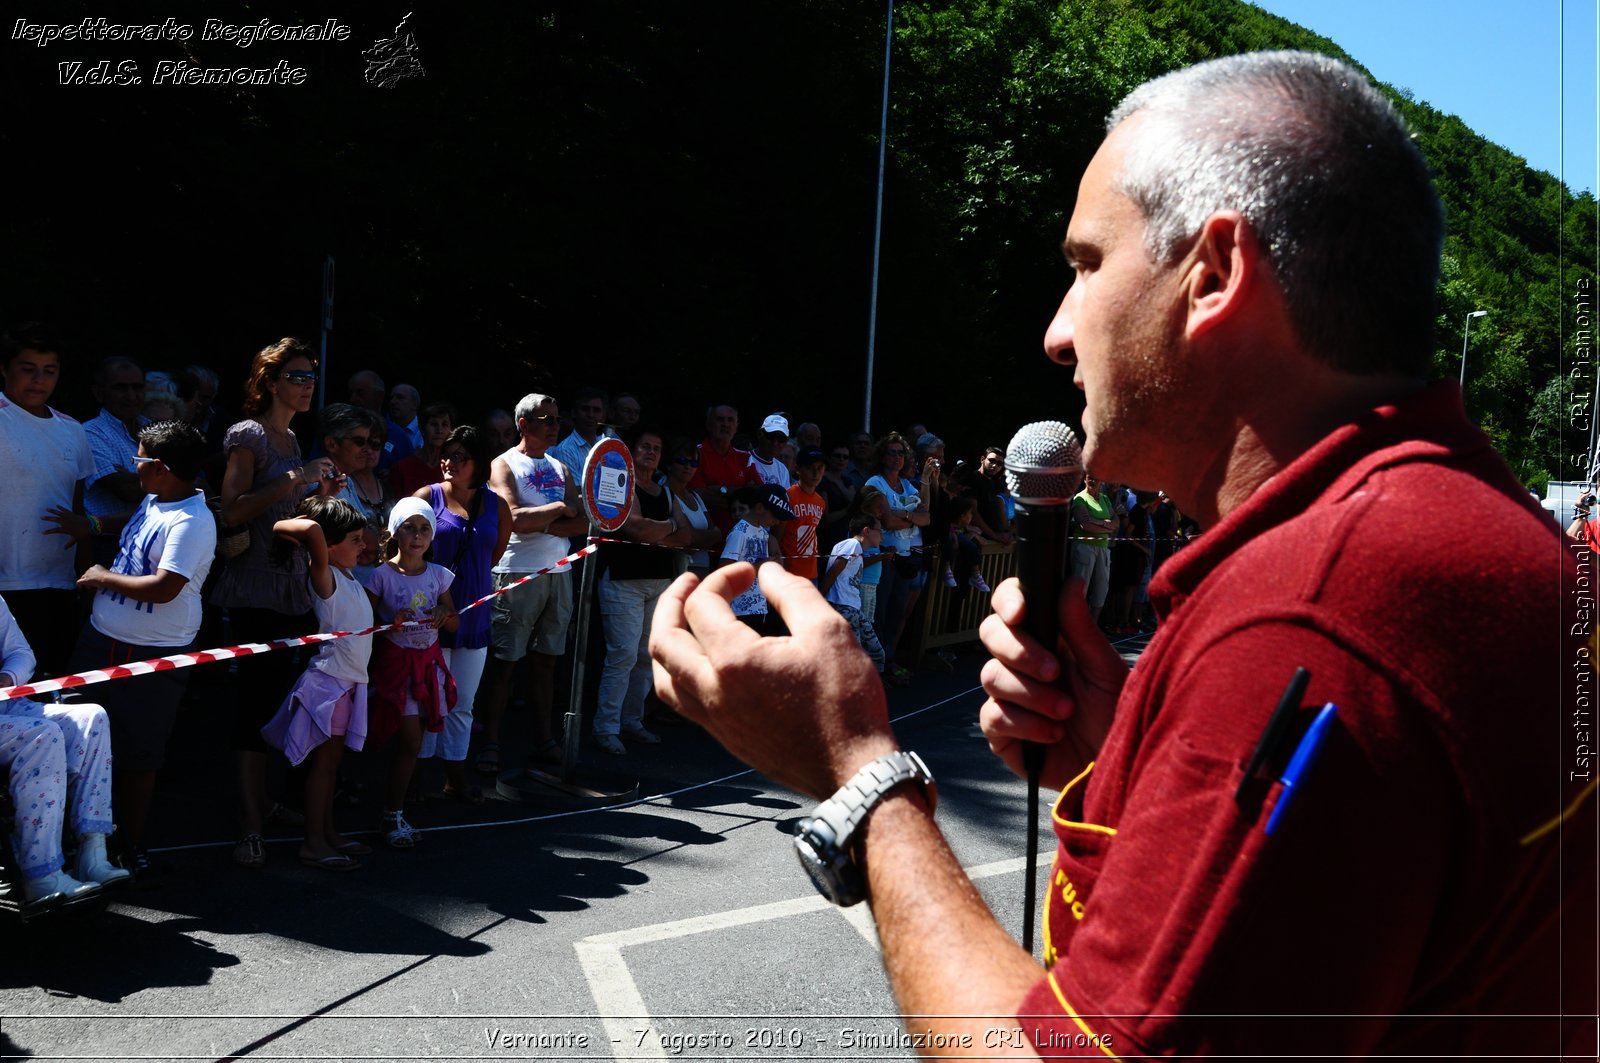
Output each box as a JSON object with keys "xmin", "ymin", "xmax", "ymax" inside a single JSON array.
[
  {"xmin": 865, "ymin": 431, "xmax": 930, "ymax": 685},
  {"xmin": 210, "ymin": 338, "xmax": 340, "ymax": 868},
  {"xmin": 412, "ymin": 425, "xmax": 511, "ymax": 800},
  {"xmin": 319, "ymin": 403, "xmax": 392, "ymax": 575},
  {"xmin": 663, "ymin": 435, "xmax": 721, "ymax": 578}
]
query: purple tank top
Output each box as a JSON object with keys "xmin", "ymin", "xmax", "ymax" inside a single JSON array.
[{"xmin": 429, "ymin": 483, "xmax": 501, "ymax": 649}]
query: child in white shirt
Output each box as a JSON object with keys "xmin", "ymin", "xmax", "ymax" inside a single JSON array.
[
  {"xmin": 717, "ymin": 484, "xmax": 795, "ymax": 631},
  {"xmin": 261, "ymin": 495, "xmax": 374, "ymax": 871},
  {"xmin": 819, "ymin": 514, "xmax": 891, "ymax": 681}
]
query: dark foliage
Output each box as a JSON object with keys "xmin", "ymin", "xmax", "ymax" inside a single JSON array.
[{"xmin": 4, "ymin": 0, "xmax": 1593, "ymax": 479}]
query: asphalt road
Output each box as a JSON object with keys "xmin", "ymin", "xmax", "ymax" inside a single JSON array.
[{"xmin": 0, "ymin": 634, "xmax": 1149, "ymax": 1062}]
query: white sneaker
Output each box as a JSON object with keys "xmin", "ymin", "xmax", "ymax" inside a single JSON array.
[
  {"xmin": 593, "ymin": 733, "xmax": 627, "ymax": 755},
  {"xmin": 23, "ymin": 868, "xmax": 101, "ymax": 903},
  {"xmin": 76, "ymin": 834, "xmax": 133, "ymax": 886},
  {"xmin": 620, "ymin": 725, "xmax": 661, "ymax": 745}
]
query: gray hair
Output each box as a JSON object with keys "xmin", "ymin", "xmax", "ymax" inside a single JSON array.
[
  {"xmin": 514, "ymin": 392, "xmax": 557, "ymax": 425},
  {"xmin": 319, "ymin": 402, "xmax": 384, "ymax": 443},
  {"xmin": 1107, "ymin": 50, "xmax": 1443, "ymax": 377},
  {"xmin": 142, "ymin": 391, "xmax": 186, "ymax": 422}
]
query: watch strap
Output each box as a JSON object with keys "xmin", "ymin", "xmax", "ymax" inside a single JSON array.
[{"xmin": 811, "ymin": 750, "xmax": 937, "ymax": 848}]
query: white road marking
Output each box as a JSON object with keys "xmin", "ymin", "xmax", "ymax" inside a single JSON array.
[
  {"xmin": 835, "ymin": 902, "xmax": 881, "ymax": 948},
  {"xmin": 573, "ymin": 940, "xmax": 665, "ymax": 1061},
  {"xmin": 576, "ymin": 850, "xmax": 1054, "ymax": 1061}
]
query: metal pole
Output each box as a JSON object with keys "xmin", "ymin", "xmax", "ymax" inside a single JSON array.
[
  {"xmin": 1458, "ymin": 310, "xmax": 1485, "ymax": 388},
  {"xmin": 560, "ymin": 528, "xmax": 599, "ymax": 783},
  {"xmin": 863, "ymin": 0, "xmax": 893, "ymax": 436}
]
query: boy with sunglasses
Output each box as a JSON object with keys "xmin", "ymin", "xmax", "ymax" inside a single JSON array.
[{"xmin": 58, "ymin": 420, "xmax": 216, "ymax": 879}]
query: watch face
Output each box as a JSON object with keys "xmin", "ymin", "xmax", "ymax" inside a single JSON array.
[
  {"xmin": 793, "ymin": 821, "xmax": 863, "ymax": 907},
  {"xmin": 794, "ymin": 835, "xmax": 842, "ymax": 904}
]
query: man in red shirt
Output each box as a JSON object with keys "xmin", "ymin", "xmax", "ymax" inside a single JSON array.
[
  {"xmin": 687, "ymin": 403, "xmax": 759, "ymax": 534},
  {"xmin": 650, "ymin": 50, "xmax": 1595, "ymax": 1058}
]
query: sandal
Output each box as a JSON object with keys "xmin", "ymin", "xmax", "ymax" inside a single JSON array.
[
  {"xmin": 473, "ymin": 741, "xmax": 501, "ymax": 776},
  {"xmin": 439, "ymin": 783, "xmax": 486, "ymax": 806},
  {"xmin": 534, "ymin": 738, "xmax": 563, "ymax": 764},
  {"xmin": 381, "ymin": 810, "xmax": 418, "ymax": 849},
  {"xmin": 299, "ymin": 852, "xmax": 360, "ymax": 873},
  {"xmin": 232, "ymin": 833, "xmax": 266, "ymax": 868}
]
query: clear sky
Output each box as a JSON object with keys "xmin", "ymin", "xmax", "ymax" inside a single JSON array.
[{"xmin": 1252, "ymin": 0, "xmax": 1598, "ymax": 194}]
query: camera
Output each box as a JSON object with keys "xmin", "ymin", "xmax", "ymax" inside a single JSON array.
[{"xmin": 322, "ymin": 467, "xmax": 339, "ymax": 480}]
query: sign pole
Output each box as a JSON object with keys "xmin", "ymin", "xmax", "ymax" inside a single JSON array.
[
  {"xmin": 559, "ymin": 520, "xmax": 601, "ymax": 784},
  {"xmin": 508, "ymin": 436, "xmax": 641, "ymax": 807}
]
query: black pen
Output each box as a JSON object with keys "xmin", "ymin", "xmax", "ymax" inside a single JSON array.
[{"xmin": 1234, "ymin": 666, "xmax": 1311, "ymax": 807}]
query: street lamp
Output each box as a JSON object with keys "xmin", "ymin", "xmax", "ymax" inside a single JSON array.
[{"xmin": 1459, "ymin": 309, "xmax": 1488, "ymax": 386}]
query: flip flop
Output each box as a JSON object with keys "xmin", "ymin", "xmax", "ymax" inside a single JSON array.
[
  {"xmin": 474, "ymin": 742, "xmax": 501, "ymax": 776},
  {"xmin": 300, "ymin": 853, "xmax": 360, "ymax": 872},
  {"xmin": 335, "ymin": 840, "xmax": 372, "ymax": 855}
]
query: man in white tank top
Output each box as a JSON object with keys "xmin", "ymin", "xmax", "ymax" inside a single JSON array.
[{"xmin": 475, "ymin": 393, "xmax": 588, "ymax": 774}]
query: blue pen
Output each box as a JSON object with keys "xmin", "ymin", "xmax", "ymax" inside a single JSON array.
[{"xmin": 1264, "ymin": 702, "xmax": 1339, "ymax": 836}]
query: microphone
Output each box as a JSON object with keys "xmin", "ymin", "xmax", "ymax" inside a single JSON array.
[
  {"xmin": 1003, "ymin": 420, "xmax": 1083, "ymax": 956},
  {"xmin": 1004, "ymin": 420, "xmax": 1086, "ymax": 734}
]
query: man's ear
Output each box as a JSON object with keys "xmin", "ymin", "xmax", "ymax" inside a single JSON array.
[{"xmin": 1183, "ymin": 210, "xmax": 1258, "ymax": 340}]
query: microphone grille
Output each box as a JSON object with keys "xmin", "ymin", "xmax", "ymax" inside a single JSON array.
[{"xmin": 1005, "ymin": 420, "xmax": 1084, "ymax": 505}]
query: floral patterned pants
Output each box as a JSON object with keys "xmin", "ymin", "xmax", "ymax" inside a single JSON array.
[{"xmin": 1, "ymin": 700, "xmax": 115, "ymax": 880}]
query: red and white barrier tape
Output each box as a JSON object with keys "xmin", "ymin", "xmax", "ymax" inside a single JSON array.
[{"xmin": 0, "ymin": 543, "xmax": 598, "ymax": 702}]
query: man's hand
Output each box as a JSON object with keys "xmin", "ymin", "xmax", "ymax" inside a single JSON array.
[
  {"xmin": 978, "ymin": 576, "xmax": 1126, "ymax": 791},
  {"xmin": 43, "ymin": 505, "xmax": 90, "ymax": 547},
  {"xmin": 651, "ymin": 562, "xmax": 897, "ymax": 799}
]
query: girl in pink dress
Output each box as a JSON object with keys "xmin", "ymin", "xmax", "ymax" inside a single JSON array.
[{"xmin": 364, "ymin": 498, "xmax": 457, "ymax": 849}]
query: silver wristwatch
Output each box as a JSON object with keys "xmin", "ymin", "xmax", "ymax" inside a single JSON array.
[{"xmin": 793, "ymin": 750, "xmax": 937, "ymax": 907}]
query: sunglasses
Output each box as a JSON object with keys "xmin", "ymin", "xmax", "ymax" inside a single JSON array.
[
  {"xmin": 529, "ymin": 412, "xmax": 559, "ymax": 425},
  {"xmin": 884, "ymin": 448, "xmax": 906, "ymax": 457},
  {"xmin": 441, "ymin": 450, "xmax": 472, "ymax": 463},
  {"xmin": 672, "ymin": 456, "xmax": 700, "ymax": 467},
  {"xmin": 280, "ymin": 370, "xmax": 318, "ymax": 385},
  {"xmin": 131, "ymin": 455, "xmax": 160, "ymax": 467},
  {"xmin": 344, "ymin": 434, "xmax": 384, "ymax": 450}
]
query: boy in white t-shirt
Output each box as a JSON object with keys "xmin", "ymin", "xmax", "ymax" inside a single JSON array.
[
  {"xmin": 717, "ymin": 483, "xmax": 795, "ymax": 631},
  {"xmin": 819, "ymin": 513, "xmax": 891, "ymax": 680},
  {"xmin": 61, "ymin": 420, "xmax": 217, "ymax": 877}
]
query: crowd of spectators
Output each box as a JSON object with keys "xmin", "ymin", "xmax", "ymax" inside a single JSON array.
[{"xmin": 0, "ymin": 321, "xmax": 1202, "ymax": 892}]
